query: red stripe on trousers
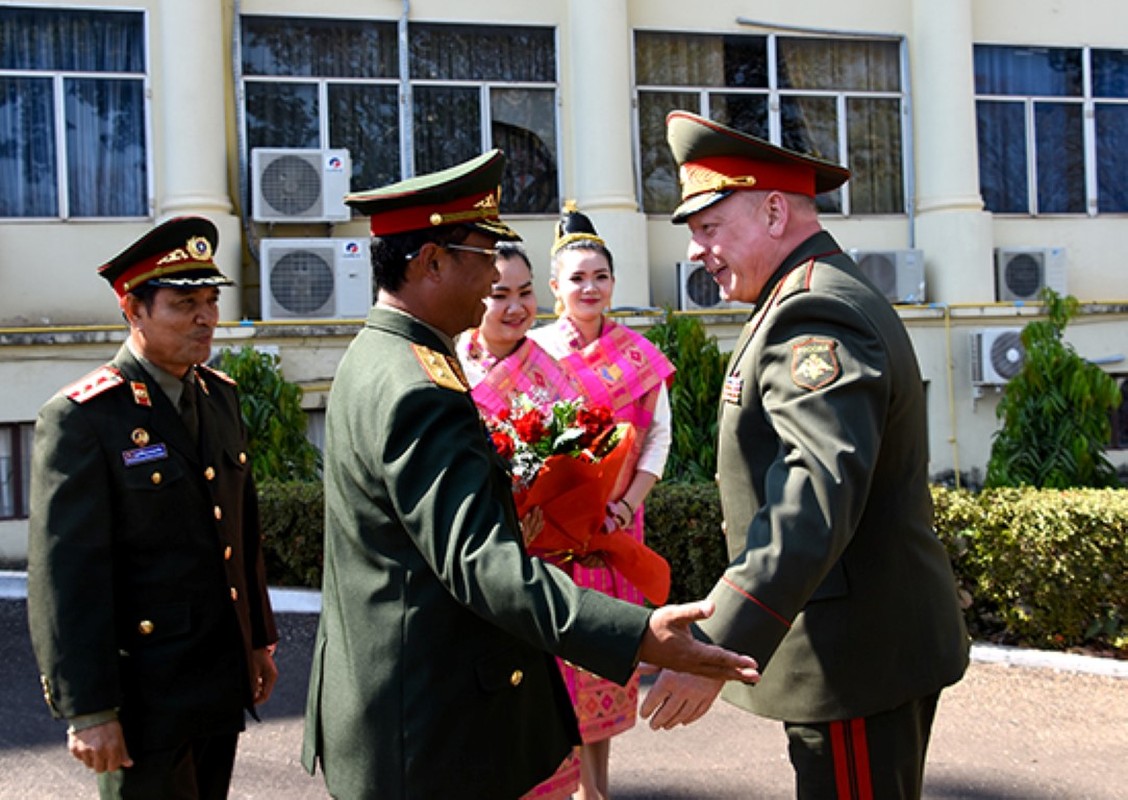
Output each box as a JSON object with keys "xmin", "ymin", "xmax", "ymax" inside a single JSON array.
[{"xmin": 830, "ymin": 718, "xmax": 874, "ymax": 800}]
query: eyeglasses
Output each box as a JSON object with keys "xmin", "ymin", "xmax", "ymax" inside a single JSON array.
[
  {"xmin": 444, "ymin": 243, "xmax": 498, "ymax": 259},
  {"xmin": 404, "ymin": 243, "xmax": 499, "ymax": 262}
]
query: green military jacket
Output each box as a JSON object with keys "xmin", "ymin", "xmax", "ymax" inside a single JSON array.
[
  {"xmin": 28, "ymin": 345, "xmax": 277, "ymax": 750},
  {"xmin": 699, "ymin": 231, "xmax": 969, "ymax": 723},
  {"xmin": 302, "ymin": 307, "xmax": 649, "ymax": 800}
]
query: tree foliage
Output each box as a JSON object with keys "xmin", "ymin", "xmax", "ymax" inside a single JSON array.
[
  {"xmin": 214, "ymin": 346, "xmax": 322, "ymax": 484},
  {"xmin": 645, "ymin": 311, "xmax": 728, "ymax": 483},
  {"xmin": 985, "ymin": 289, "xmax": 1121, "ymax": 489}
]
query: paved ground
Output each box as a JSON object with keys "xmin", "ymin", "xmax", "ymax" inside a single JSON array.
[{"xmin": 2, "ymin": 589, "xmax": 1126, "ymax": 799}]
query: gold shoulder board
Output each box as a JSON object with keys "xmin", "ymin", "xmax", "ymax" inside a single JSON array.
[{"xmin": 411, "ymin": 344, "xmax": 468, "ymax": 393}]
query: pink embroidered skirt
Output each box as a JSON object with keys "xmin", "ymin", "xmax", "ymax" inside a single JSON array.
[{"xmin": 567, "ymin": 521, "xmax": 645, "ymax": 743}]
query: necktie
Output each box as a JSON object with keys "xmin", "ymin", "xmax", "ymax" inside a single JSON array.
[{"xmin": 179, "ymin": 375, "xmax": 199, "ymax": 444}]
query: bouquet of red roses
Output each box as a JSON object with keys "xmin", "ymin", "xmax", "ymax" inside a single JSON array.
[{"xmin": 486, "ymin": 397, "xmax": 671, "ymax": 605}]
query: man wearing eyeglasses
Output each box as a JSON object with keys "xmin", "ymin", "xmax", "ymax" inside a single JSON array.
[{"xmin": 300, "ymin": 150, "xmax": 760, "ymax": 800}]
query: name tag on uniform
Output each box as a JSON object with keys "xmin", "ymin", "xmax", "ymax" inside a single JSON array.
[
  {"xmin": 122, "ymin": 444, "xmax": 168, "ymax": 467},
  {"xmin": 723, "ymin": 374, "xmax": 744, "ymax": 405}
]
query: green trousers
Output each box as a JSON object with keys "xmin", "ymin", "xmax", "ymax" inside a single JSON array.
[{"xmin": 785, "ymin": 691, "xmax": 941, "ymax": 800}]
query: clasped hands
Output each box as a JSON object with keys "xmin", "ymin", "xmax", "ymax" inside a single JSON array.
[
  {"xmin": 605, "ymin": 497, "xmax": 634, "ymax": 532},
  {"xmin": 637, "ymin": 600, "xmax": 758, "ymax": 730}
]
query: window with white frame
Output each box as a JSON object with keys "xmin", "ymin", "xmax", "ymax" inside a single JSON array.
[
  {"xmin": 1094, "ymin": 50, "xmax": 1128, "ymax": 213},
  {"xmin": 242, "ymin": 16, "xmax": 402, "ymax": 194},
  {"xmin": 975, "ymin": 44, "xmax": 1128, "ymax": 215},
  {"xmin": 0, "ymin": 7, "xmax": 148, "ymax": 219},
  {"xmin": 635, "ymin": 31, "xmax": 906, "ymax": 217},
  {"xmin": 0, "ymin": 423, "xmax": 33, "ymax": 521},
  {"xmin": 410, "ymin": 23, "xmax": 558, "ymax": 214},
  {"xmin": 240, "ymin": 17, "xmax": 559, "ymax": 214}
]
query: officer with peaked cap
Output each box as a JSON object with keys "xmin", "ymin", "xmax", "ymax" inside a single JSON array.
[
  {"xmin": 27, "ymin": 216, "xmax": 279, "ymax": 799},
  {"xmin": 300, "ymin": 149, "xmax": 760, "ymax": 799},
  {"xmin": 639, "ymin": 112, "xmax": 969, "ymax": 799}
]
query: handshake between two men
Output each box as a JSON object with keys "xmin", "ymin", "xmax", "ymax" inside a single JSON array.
[{"xmin": 635, "ymin": 599, "xmax": 755, "ymax": 730}]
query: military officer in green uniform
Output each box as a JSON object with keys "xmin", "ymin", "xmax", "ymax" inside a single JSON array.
[
  {"xmin": 27, "ymin": 217, "xmax": 279, "ymax": 799},
  {"xmin": 640, "ymin": 112, "xmax": 970, "ymax": 799},
  {"xmin": 300, "ymin": 150, "xmax": 760, "ymax": 800}
]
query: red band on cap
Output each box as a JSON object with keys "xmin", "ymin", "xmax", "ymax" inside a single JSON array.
[
  {"xmin": 680, "ymin": 156, "xmax": 816, "ymax": 199},
  {"xmin": 368, "ymin": 188, "xmax": 502, "ymax": 236},
  {"xmin": 111, "ymin": 247, "xmax": 217, "ymax": 297}
]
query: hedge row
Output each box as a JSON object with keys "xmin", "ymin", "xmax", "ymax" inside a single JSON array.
[
  {"xmin": 258, "ymin": 481, "xmax": 1127, "ymax": 655},
  {"xmin": 932, "ymin": 485, "xmax": 1127, "ymax": 652}
]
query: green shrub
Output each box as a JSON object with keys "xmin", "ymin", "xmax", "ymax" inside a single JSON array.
[
  {"xmin": 215, "ymin": 346, "xmax": 322, "ymax": 483},
  {"xmin": 986, "ymin": 289, "xmax": 1121, "ymax": 489},
  {"xmin": 255, "ymin": 479, "xmax": 1127, "ymax": 656},
  {"xmin": 254, "ymin": 479, "xmax": 731, "ymax": 600},
  {"xmin": 645, "ymin": 312, "xmax": 728, "ymax": 484},
  {"xmin": 258, "ymin": 481, "xmax": 324, "ymax": 588},
  {"xmin": 643, "ymin": 482, "xmax": 729, "ymax": 603},
  {"xmin": 932, "ymin": 485, "xmax": 1128, "ymax": 653}
]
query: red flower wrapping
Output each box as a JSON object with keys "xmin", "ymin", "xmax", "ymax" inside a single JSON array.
[{"xmin": 514, "ymin": 424, "xmax": 671, "ymax": 605}]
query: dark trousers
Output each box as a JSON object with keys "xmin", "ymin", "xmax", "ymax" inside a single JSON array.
[
  {"xmin": 97, "ymin": 732, "xmax": 239, "ymax": 800},
  {"xmin": 784, "ymin": 691, "xmax": 941, "ymax": 800}
]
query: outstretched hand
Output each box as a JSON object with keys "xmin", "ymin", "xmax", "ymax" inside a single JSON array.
[
  {"xmin": 638, "ymin": 599, "xmax": 759, "ymax": 684},
  {"xmin": 640, "ymin": 669, "xmax": 725, "ymax": 730}
]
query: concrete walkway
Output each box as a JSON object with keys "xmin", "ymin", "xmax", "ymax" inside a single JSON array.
[{"xmin": 2, "ymin": 572, "xmax": 1126, "ymax": 799}]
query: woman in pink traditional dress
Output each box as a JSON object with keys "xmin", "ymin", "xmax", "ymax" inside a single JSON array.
[
  {"xmin": 456, "ymin": 242, "xmax": 583, "ymax": 800},
  {"xmin": 528, "ymin": 208, "xmax": 675, "ymax": 800}
]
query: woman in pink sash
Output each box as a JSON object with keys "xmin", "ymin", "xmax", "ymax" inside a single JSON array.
[
  {"xmin": 457, "ymin": 242, "xmax": 582, "ymax": 800},
  {"xmin": 458, "ymin": 243, "xmax": 579, "ymax": 420},
  {"xmin": 529, "ymin": 208, "xmax": 675, "ymax": 800}
]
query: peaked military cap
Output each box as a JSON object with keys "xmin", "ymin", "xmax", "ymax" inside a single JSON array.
[
  {"xmin": 345, "ymin": 149, "xmax": 520, "ymax": 241},
  {"xmin": 666, "ymin": 110, "xmax": 851, "ymax": 223},
  {"xmin": 98, "ymin": 216, "xmax": 234, "ymax": 298}
]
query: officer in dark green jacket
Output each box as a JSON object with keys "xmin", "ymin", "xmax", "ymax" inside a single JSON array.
[
  {"xmin": 640, "ymin": 113, "xmax": 969, "ymax": 799},
  {"xmin": 300, "ymin": 150, "xmax": 760, "ymax": 800},
  {"xmin": 28, "ymin": 217, "xmax": 279, "ymax": 799}
]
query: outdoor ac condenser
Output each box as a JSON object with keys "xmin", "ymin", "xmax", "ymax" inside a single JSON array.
[
  {"xmin": 259, "ymin": 238, "xmax": 370, "ymax": 321},
  {"xmin": 251, "ymin": 148, "xmax": 351, "ymax": 223}
]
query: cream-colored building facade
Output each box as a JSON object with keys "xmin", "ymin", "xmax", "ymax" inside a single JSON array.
[{"xmin": 2, "ymin": 0, "xmax": 1127, "ymax": 558}]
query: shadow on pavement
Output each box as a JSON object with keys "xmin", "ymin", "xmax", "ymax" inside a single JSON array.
[{"xmin": 3, "ymin": 597, "xmax": 1127, "ymax": 799}]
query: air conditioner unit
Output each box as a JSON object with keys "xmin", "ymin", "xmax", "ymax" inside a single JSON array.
[
  {"xmin": 251, "ymin": 148, "xmax": 351, "ymax": 223},
  {"xmin": 970, "ymin": 328, "xmax": 1025, "ymax": 385},
  {"xmin": 259, "ymin": 238, "xmax": 371, "ymax": 321},
  {"xmin": 847, "ymin": 248, "xmax": 926, "ymax": 304},
  {"xmin": 994, "ymin": 246, "xmax": 1066, "ymax": 302},
  {"xmin": 677, "ymin": 261, "xmax": 753, "ymax": 311}
]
